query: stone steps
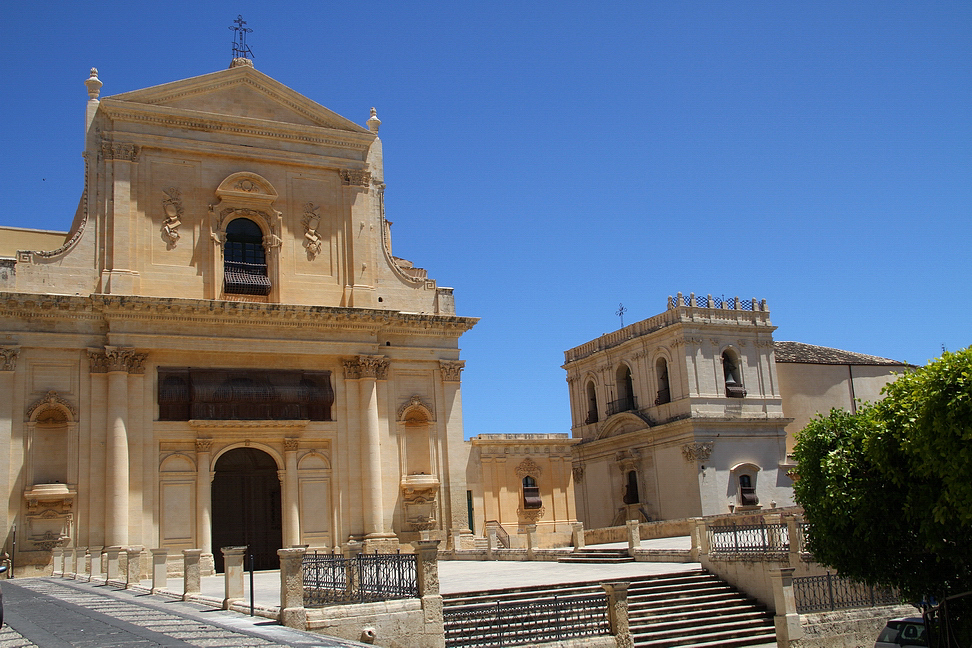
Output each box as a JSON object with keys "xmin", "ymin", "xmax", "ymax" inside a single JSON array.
[
  {"xmin": 557, "ymin": 548, "xmax": 635, "ymax": 564},
  {"xmin": 442, "ymin": 568, "xmax": 777, "ymax": 648}
]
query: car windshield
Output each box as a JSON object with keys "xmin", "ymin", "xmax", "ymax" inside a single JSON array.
[{"xmin": 878, "ymin": 620, "xmax": 927, "ymax": 646}]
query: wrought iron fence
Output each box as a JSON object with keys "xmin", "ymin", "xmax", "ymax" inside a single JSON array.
[
  {"xmin": 303, "ymin": 552, "xmax": 418, "ymax": 607},
  {"xmin": 793, "ymin": 572, "xmax": 900, "ymax": 613},
  {"xmin": 444, "ymin": 594, "xmax": 610, "ymax": 648},
  {"xmin": 606, "ymin": 395, "xmax": 637, "ymax": 416},
  {"xmin": 708, "ymin": 522, "xmax": 790, "ymax": 559}
]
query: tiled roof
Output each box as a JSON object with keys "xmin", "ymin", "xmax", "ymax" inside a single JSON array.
[{"xmin": 774, "ymin": 341, "xmax": 907, "ymax": 366}]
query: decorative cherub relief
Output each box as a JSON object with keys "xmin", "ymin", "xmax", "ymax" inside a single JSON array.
[
  {"xmin": 161, "ymin": 187, "xmax": 183, "ymax": 246},
  {"xmin": 301, "ymin": 202, "xmax": 322, "ymax": 259}
]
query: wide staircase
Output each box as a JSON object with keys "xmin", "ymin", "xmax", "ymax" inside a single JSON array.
[
  {"xmin": 443, "ymin": 569, "xmax": 777, "ymax": 648},
  {"xmin": 557, "ymin": 548, "xmax": 635, "ymax": 564}
]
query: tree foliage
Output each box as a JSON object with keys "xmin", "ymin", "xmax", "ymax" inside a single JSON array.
[{"xmin": 793, "ymin": 347, "xmax": 972, "ymax": 601}]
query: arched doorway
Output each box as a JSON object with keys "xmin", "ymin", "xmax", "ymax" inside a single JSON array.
[{"xmin": 211, "ymin": 448, "xmax": 282, "ymax": 572}]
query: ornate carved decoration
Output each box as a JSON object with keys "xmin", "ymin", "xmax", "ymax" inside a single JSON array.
[
  {"xmin": 517, "ymin": 504, "xmax": 545, "ymax": 523},
  {"xmin": 161, "ymin": 187, "xmax": 184, "ymax": 245},
  {"xmin": 30, "ymin": 529, "xmax": 68, "ymax": 552},
  {"xmin": 301, "ymin": 202, "xmax": 323, "ymax": 258},
  {"xmin": 737, "ymin": 339, "xmax": 748, "ymax": 347},
  {"xmin": 515, "ymin": 457, "xmax": 542, "ymax": 480},
  {"xmin": 86, "ymin": 347, "xmax": 146, "ymax": 374},
  {"xmin": 101, "ymin": 141, "xmax": 140, "ymax": 162},
  {"xmin": 340, "ymin": 169, "xmax": 371, "ymax": 187},
  {"xmin": 284, "ymin": 437, "xmax": 300, "ymax": 452},
  {"xmin": 710, "ymin": 338, "xmax": 720, "ymax": 347},
  {"xmin": 401, "ymin": 475, "xmax": 439, "ymax": 531},
  {"xmin": 439, "ymin": 360, "xmax": 465, "ymax": 382},
  {"xmin": 26, "ymin": 390, "xmax": 78, "ymax": 422},
  {"xmin": 615, "ymin": 449, "xmax": 642, "ymax": 472},
  {"xmin": 572, "ymin": 464, "xmax": 584, "ymax": 483},
  {"xmin": 0, "ymin": 346, "xmax": 19, "ymax": 371},
  {"xmin": 342, "ymin": 358, "xmax": 361, "ymax": 380},
  {"xmin": 398, "ymin": 396, "xmax": 434, "ymax": 423},
  {"xmin": 685, "ymin": 337, "xmax": 704, "ymax": 345},
  {"xmin": 195, "ymin": 439, "xmax": 213, "ymax": 453},
  {"xmin": 682, "ymin": 442, "xmax": 714, "ymax": 463}
]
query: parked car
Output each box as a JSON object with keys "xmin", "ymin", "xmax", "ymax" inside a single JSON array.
[{"xmin": 875, "ymin": 616, "xmax": 928, "ymax": 647}]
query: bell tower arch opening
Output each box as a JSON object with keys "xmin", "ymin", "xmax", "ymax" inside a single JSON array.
[{"xmin": 211, "ymin": 447, "xmax": 282, "ymax": 572}]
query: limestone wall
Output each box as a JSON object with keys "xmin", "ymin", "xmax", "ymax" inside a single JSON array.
[{"xmin": 791, "ymin": 605, "xmax": 916, "ymax": 648}]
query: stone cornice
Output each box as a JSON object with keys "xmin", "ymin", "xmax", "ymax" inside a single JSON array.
[
  {"xmin": 98, "ymin": 99, "xmax": 373, "ymax": 153},
  {"xmin": 0, "ymin": 292, "xmax": 478, "ymax": 336}
]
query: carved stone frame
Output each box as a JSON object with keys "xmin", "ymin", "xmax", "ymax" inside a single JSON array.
[{"xmin": 208, "ymin": 172, "xmax": 283, "ymax": 302}]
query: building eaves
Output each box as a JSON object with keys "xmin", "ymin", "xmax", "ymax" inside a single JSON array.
[{"xmin": 774, "ymin": 341, "xmax": 907, "ymax": 366}]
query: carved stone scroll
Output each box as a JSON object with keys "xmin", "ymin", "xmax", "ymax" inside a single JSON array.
[{"xmin": 161, "ymin": 187, "xmax": 184, "ymax": 245}]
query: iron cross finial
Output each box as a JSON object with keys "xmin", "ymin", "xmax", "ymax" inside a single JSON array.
[
  {"xmin": 230, "ymin": 15, "xmax": 255, "ymax": 60},
  {"xmin": 616, "ymin": 303, "xmax": 627, "ymax": 328}
]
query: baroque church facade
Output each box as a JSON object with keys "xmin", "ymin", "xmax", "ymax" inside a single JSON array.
[{"xmin": 0, "ymin": 60, "xmax": 477, "ymax": 574}]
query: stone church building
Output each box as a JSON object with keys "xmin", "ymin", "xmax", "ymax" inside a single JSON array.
[{"xmin": 0, "ymin": 60, "xmax": 477, "ymax": 574}]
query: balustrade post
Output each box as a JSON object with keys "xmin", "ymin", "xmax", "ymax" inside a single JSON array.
[
  {"xmin": 221, "ymin": 546, "xmax": 246, "ymax": 609},
  {"xmin": 51, "ymin": 547, "xmax": 63, "ymax": 576},
  {"xmin": 626, "ymin": 519, "xmax": 640, "ymax": 557},
  {"xmin": 525, "ymin": 524, "xmax": 537, "ymax": 560},
  {"xmin": 415, "ymin": 540, "xmax": 445, "ymax": 648},
  {"xmin": 126, "ymin": 546, "xmax": 143, "ymax": 588},
  {"xmin": 486, "ymin": 530, "xmax": 496, "ymax": 560},
  {"xmin": 183, "ymin": 549, "xmax": 202, "ymax": 600},
  {"xmin": 278, "ymin": 547, "xmax": 307, "ymax": 630},
  {"xmin": 602, "ymin": 581, "xmax": 633, "ymax": 648},
  {"xmin": 344, "ymin": 541, "xmax": 362, "ymax": 600},
  {"xmin": 151, "ymin": 548, "xmax": 168, "ymax": 593},
  {"xmin": 770, "ymin": 567, "xmax": 803, "ymax": 645},
  {"xmin": 572, "ymin": 522, "xmax": 586, "ymax": 551},
  {"xmin": 786, "ymin": 515, "xmax": 801, "ymax": 564}
]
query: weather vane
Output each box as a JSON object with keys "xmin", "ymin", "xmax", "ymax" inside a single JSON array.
[
  {"xmin": 230, "ymin": 15, "xmax": 254, "ymax": 60},
  {"xmin": 616, "ymin": 303, "xmax": 627, "ymax": 328}
]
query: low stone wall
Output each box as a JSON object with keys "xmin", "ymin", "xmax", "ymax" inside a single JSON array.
[
  {"xmin": 305, "ymin": 598, "xmax": 440, "ymax": 647},
  {"xmin": 583, "ymin": 517, "xmax": 695, "ymax": 545},
  {"xmin": 791, "ymin": 605, "xmax": 916, "ymax": 648}
]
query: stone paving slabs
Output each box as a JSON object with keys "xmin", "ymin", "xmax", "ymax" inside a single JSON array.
[{"xmin": 2, "ymin": 578, "xmax": 368, "ymax": 648}]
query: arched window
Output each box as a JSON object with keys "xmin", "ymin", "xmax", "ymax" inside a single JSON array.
[
  {"xmin": 623, "ymin": 470, "xmax": 640, "ymax": 505},
  {"xmin": 585, "ymin": 381, "xmax": 598, "ymax": 424},
  {"xmin": 655, "ymin": 357, "xmax": 671, "ymax": 405},
  {"xmin": 722, "ymin": 349, "xmax": 746, "ymax": 398},
  {"xmin": 522, "ymin": 476, "xmax": 541, "ymax": 509},
  {"xmin": 612, "ymin": 364, "xmax": 635, "ymax": 414},
  {"xmin": 224, "ymin": 218, "xmax": 271, "ymax": 295}
]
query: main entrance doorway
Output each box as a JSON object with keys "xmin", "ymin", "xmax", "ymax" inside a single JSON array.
[{"xmin": 211, "ymin": 448, "xmax": 283, "ymax": 573}]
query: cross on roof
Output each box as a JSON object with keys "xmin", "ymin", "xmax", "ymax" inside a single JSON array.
[{"xmin": 230, "ymin": 15, "xmax": 254, "ymax": 60}]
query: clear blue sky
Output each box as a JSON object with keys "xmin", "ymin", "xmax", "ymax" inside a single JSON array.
[{"xmin": 2, "ymin": 2, "xmax": 969, "ymax": 439}]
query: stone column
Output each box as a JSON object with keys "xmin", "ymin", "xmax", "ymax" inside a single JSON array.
[
  {"xmin": 106, "ymin": 365, "xmax": 130, "ymax": 548},
  {"xmin": 126, "ymin": 546, "xmax": 143, "ymax": 588},
  {"xmin": 0, "ymin": 349, "xmax": 18, "ymax": 558},
  {"xmin": 195, "ymin": 439, "xmax": 214, "ymax": 575},
  {"xmin": 284, "ymin": 438, "xmax": 300, "ymax": 547},
  {"xmin": 105, "ymin": 546, "xmax": 123, "ymax": 584},
  {"xmin": 222, "ymin": 546, "xmax": 247, "ymax": 609},
  {"xmin": 360, "ymin": 358, "xmax": 385, "ymax": 538},
  {"xmin": 183, "ymin": 549, "xmax": 202, "ymax": 600},
  {"xmin": 771, "ymin": 567, "xmax": 803, "ymax": 644},
  {"xmin": 278, "ymin": 547, "xmax": 307, "ymax": 630},
  {"xmin": 572, "ymin": 523, "xmax": 586, "ymax": 551},
  {"xmin": 151, "ymin": 548, "xmax": 168, "ymax": 593},
  {"xmin": 525, "ymin": 524, "xmax": 537, "ymax": 560},
  {"xmin": 626, "ymin": 519, "xmax": 640, "ymax": 557},
  {"xmin": 602, "ymin": 581, "xmax": 633, "ymax": 648},
  {"xmin": 439, "ymin": 360, "xmax": 469, "ymax": 547}
]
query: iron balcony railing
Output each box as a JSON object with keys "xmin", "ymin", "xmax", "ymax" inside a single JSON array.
[
  {"xmin": 302, "ymin": 552, "xmax": 417, "ymax": 607},
  {"xmin": 708, "ymin": 522, "xmax": 790, "ymax": 559},
  {"xmin": 793, "ymin": 572, "xmax": 900, "ymax": 613},
  {"xmin": 444, "ymin": 594, "xmax": 610, "ymax": 648},
  {"xmin": 606, "ymin": 395, "xmax": 637, "ymax": 417}
]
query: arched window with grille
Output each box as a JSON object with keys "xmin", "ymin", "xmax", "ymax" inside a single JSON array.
[
  {"xmin": 223, "ymin": 218, "xmax": 271, "ymax": 296},
  {"xmin": 585, "ymin": 380, "xmax": 599, "ymax": 424},
  {"xmin": 655, "ymin": 357, "xmax": 671, "ymax": 405}
]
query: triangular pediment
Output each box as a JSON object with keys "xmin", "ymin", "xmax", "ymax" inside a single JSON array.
[{"xmin": 107, "ymin": 65, "xmax": 369, "ymax": 134}]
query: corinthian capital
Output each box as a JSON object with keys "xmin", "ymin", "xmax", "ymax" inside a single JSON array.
[
  {"xmin": 439, "ymin": 360, "xmax": 465, "ymax": 383},
  {"xmin": 0, "ymin": 346, "xmax": 20, "ymax": 372},
  {"xmin": 87, "ymin": 347, "xmax": 147, "ymax": 374},
  {"xmin": 344, "ymin": 355, "xmax": 389, "ymax": 380}
]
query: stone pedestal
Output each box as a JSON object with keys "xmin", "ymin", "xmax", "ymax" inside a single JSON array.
[
  {"xmin": 151, "ymin": 548, "xmax": 168, "ymax": 593},
  {"xmin": 183, "ymin": 549, "xmax": 202, "ymax": 600},
  {"xmin": 73, "ymin": 547, "xmax": 87, "ymax": 579},
  {"xmin": 525, "ymin": 524, "xmax": 537, "ymax": 560},
  {"xmin": 88, "ymin": 546, "xmax": 104, "ymax": 583},
  {"xmin": 278, "ymin": 547, "xmax": 307, "ymax": 630},
  {"xmin": 221, "ymin": 546, "xmax": 247, "ymax": 609},
  {"xmin": 52, "ymin": 548, "xmax": 63, "ymax": 576},
  {"xmin": 126, "ymin": 546, "xmax": 143, "ymax": 588},
  {"xmin": 105, "ymin": 546, "xmax": 123, "ymax": 585},
  {"xmin": 771, "ymin": 567, "xmax": 803, "ymax": 644}
]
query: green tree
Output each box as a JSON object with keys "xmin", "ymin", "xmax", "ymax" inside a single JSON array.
[{"xmin": 793, "ymin": 347, "xmax": 972, "ymax": 602}]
